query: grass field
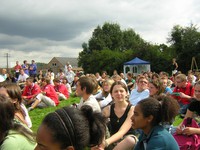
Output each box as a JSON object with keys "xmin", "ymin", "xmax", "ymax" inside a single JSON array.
[
  {"xmin": 29, "ymin": 95, "xmax": 80, "ymax": 132},
  {"xmin": 29, "ymin": 95, "xmax": 183, "ymax": 133}
]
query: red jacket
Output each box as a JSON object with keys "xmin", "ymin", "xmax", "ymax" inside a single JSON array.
[
  {"xmin": 42, "ymin": 84, "xmax": 59, "ymax": 106},
  {"xmin": 54, "ymin": 83, "xmax": 69, "ymax": 99},
  {"xmin": 22, "ymin": 83, "xmax": 41, "ymax": 99},
  {"xmin": 173, "ymin": 82, "xmax": 194, "ymax": 104}
]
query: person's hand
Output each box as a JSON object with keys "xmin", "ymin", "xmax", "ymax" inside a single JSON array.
[
  {"xmin": 90, "ymin": 145, "xmax": 104, "ymax": 150},
  {"xmin": 182, "ymin": 127, "xmax": 197, "ymax": 135},
  {"xmin": 176, "ymin": 126, "xmax": 183, "ymax": 134},
  {"xmin": 179, "ymin": 92, "xmax": 187, "ymax": 98},
  {"xmin": 22, "ymin": 96, "xmax": 27, "ymax": 99}
]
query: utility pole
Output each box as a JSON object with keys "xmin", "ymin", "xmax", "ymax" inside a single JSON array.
[{"xmin": 4, "ymin": 53, "xmax": 10, "ymax": 72}]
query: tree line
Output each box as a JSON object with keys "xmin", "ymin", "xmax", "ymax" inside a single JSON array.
[{"xmin": 78, "ymin": 22, "xmax": 200, "ymax": 75}]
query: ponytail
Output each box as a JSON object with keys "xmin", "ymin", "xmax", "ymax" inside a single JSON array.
[
  {"xmin": 81, "ymin": 105, "xmax": 106, "ymax": 147},
  {"xmin": 138, "ymin": 96, "xmax": 179, "ymax": 126}
]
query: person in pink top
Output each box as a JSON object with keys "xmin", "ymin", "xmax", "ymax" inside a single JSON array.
[
  {"xmin": 28, "ymin": 77, "xmax": 59, "ymax": 111},
  {"xmin": 22, "ymin": 77, "xmax": 41, "ymax": 105},
  {"xmin": 53, "ymin": 78, "xmax": 69, "ymax": 100}
]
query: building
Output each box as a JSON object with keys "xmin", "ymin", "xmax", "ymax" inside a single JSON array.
[{"xmin": 47, "ymin": 57, "xmax": 83, "ymax": 74}]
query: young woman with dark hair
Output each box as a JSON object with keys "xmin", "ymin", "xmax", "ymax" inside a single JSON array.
[
  {"xmin": 131, "ymin": 96, "xmax": 180, "ymax": 150},
  {"xmin": 102, "ymin": 81, "xmax": 137, "ymax": 150},
  {"xmin": 35, "ymin": 105, "xmax": 106, "ymax": 150},
  {"xmin": 3, "ymin": 83, "xmax": 32, "ymax": 128},
  {"xmin": 0, "ymin": 94, "xmax": 36, "ymax": 149},
  {"xmin": 148, "ymin": 79, "xmax": 165, "ymax": 97}
]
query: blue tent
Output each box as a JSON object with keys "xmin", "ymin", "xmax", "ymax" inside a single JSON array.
[
  {"xmin": 124, "ymin": 57, "xmax": 150, "ymax": 65},
  {"xmin": 123, "ymin": 57, "xmax": 151, "ymax": 75}
]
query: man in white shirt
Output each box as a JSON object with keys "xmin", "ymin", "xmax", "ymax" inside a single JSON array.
[
  {"xmin": 76, "ymin": 76, "xmax": 101, "ymax": 113},
  {"xmin": 18, "ymin": 69, "xmax": 29, "ymax": 82},
  {"xmin": 65, "ymin": 66, "xmax": 76, "ymax": 85},
  {"xmin": 17, "ymin": 69, "xmax": 29, "ymax": 88},
  {"xmin": 129, "ymin": 75, "xmax": 149, "ymax": 106}
]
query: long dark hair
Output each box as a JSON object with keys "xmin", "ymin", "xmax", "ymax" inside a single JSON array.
[
  {"xmin": 138, "ymin": 95, "xmax": 179, "ymax": 126},
  {"xmin": 0, "ymin": 94, "xmax": 35, "ymax": 144},
  {"xmin": 3, "ymin": 83, "xmax": 26, "ymax": 118}
]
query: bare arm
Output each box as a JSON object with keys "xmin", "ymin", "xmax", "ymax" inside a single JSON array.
[{"xmin": 105, "ymin": 106, "xmax": 134, "ymax": 146}]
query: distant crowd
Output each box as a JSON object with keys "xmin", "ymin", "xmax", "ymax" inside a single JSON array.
[{"xmin": 0, "ymin": 58, "xmax": 200, "ymax": 149}]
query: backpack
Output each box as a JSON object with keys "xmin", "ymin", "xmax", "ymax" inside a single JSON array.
[{"xmin": 173, "ymin": 118, "xmax": 200, "ymax": 150}]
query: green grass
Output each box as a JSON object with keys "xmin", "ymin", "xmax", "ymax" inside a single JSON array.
[{"xmin": 29, "ymin": 95, "xmax": 80, "ymax": 132}]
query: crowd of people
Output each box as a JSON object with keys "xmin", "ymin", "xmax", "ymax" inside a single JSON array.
[{"xmin": 0, "ymin": 58, "xmax": 200, "ymax": 149}]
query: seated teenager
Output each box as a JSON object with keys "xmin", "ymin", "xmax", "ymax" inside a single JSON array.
[
  {"xmin": 76, "ymin": 76, "xmax": 101, "ymax": 113},
  {"xmin": 53, "ymin": 78, "xmax": 69, "ymax": 100},
  {"xmin": 1, "ymin": 83, "xmax": 32, "ymax": 128},
  {"xmin": 176, "ymin": 81, "xmax": 200, "ymax": 135},
  {"xmin": 132, "ymin": 96, "xmax": 179, "ymax": 150},
  {"xmin": 28, "ymin": 77, "xmax": 59, "ymax": 111},
  {"xmin": 129, "ymin": 75, "xmax": 149, "ymax": 106},
  {"xmin": 0, "ymin": 94, "xmax": 36, "ymax": 149},
  {"xmin": 101, "ymin": 81, "xmax": 137, "ymax": 150},
  {"xmin": 22, "ymin": 77, "xmax": 41, "ymax": 106},
  {"xmin": 94, "ymin": 78, "xmax": 114, "ymax": 109}
]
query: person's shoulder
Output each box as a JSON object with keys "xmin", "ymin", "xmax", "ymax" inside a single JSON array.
[
  {"xmin": 0, "ymin": 130, "xmax": 35, "ymax": 149},
  {"xmin": 149, "ymin": 126, "xmax": 172, "ymax": 142}
]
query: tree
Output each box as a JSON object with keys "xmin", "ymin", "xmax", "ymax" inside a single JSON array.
[
  {"xmin": 79, "ymin": 22, "xmax": 149, "ymax": 74},
  {"xmin": 168, "ymin": 24, "xmax": 200, "ymax": 73},
  {"xmin": 88, "ymin": 23, "xmax": 123, "ymax": 51}
]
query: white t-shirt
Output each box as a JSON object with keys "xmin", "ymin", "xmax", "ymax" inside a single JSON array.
[
  {"xmin": 18, "ymin": 74, "xmax": 29, "ymax": 82},
  {"xmin": 129, "ymin": 89, "xmax": 149, "ymax": 106},
  {"xmin": 77, "ymin": 95, "xmax": 101, "ymax": 112}
]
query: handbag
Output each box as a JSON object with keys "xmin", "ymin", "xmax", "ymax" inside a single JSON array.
[{"xmin": 173, "ymin": 117, "xmax": 200, "ymax": 150}]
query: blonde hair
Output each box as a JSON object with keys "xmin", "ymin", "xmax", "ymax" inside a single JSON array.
[{"xmin": 175, "ymin": 74, "xmax": 187, "ymax": 82}]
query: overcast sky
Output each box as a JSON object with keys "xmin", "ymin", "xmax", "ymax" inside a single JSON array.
[{"xmin": 0, "ymin": 0, "xmax": 199, "ymax": 68}]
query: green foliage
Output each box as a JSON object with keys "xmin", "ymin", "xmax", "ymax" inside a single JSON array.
[
  {"xmin": 88, "ymin": 23, "xmax": 123, "ymax": 51},
  {"xmin": 168, "ymin": 24, "xmax": 200, "ymax": 73}
]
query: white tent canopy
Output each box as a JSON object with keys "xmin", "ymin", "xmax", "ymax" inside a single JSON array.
[{"xmin": 123, "ymin": 57, "xmax": 151, "ymax": 76}]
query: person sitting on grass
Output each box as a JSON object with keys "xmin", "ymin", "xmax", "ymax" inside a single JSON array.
[
  {"xmin": 28, "ymin": 77, "xmax": 59, "ymax": 111},
  {"xmin": 176, "ymin": 81, "xmax": 200, "ymax": 135},
  {"xmin": 129, "ymin": 75, "xmax": 149, "ymax": 106},
  {"xmin": 0, "ymin": 94, "xmax": 36, "ymax": 150},
  {"xmin": 62, "ymin": 76, "xmax": 72, "ymax": 94},
  {"xmin": 148, "ymin": 79, "xmax": 165, "ymax": 97},
  {"xmin": 35, "ymin": 105, "xmax": 106, "ymax": 150},
  {"xmin": 172, "ymin": 73, "xmax": 194, "ymax": 116},
  {"xmin": 17, "ymin": 69, "xmax": 29, "ymax": 89},
  {"xmin": 101, "ymin": 81, "xmax": 137, "ymax": 150},
  {"xmin": 131, "ymin": 96, "xmax": 179, "ymax": 150},
  {"xmin": 0, "ymin": 83, "xmax": 32, "ymax": 128},
  {"xmin": 22, "ymin": 77, "xmax": 41, "ymax": 106},
  {"xmin": 53, "ymin": 78, "xmax": 69, "ymax": 100},
  {"xmin": 94, "ymin": 78, "xmax": 114, "ymax": 109},
  {"xmin": 76, "ymin": 76, "xmax": 101, "ymax": 112}
]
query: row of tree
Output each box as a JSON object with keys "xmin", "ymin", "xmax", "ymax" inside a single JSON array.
[{"xmin": 78, "ymin": 22, "xmax": 200, "ymax": 75}]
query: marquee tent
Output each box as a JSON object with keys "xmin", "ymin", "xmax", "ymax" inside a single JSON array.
[{"xmin": 123, "ymin": 57, "xmax": 151, "ymax": 76}]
